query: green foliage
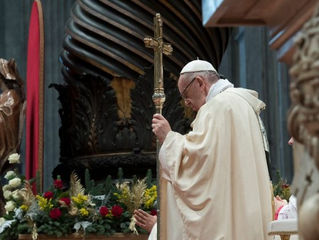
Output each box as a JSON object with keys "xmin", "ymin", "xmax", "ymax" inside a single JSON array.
[
  {"xmin": 0, "ymin": 165, "xmax": 156, "ymax": 239},
  {"xmin": 35, "ymin": 214, "xmax": 75, "ymax": 237},
  {"xmin": 145, "ymin": 169, "xmax": 154, "ymax": 188},
  {"xmin": 0, "ymin": 220, "xmax": 19, "ymax": 240},
  {"xmin": 36, "ymin": 170, "xmax": 42, "ymax": 194},
  {"xmin": 16, "ymin": 222, "xmax": 31, "ymax": 234},
  {"xmin": 117, "ymin": 168, "xmax": 124, "ymax": 183},
  {"xmin": 84, "ymin": 169, "xmax": 113, "ymax": 196},
  {"xmin": 86, "ymin": 218, "xmax": 114, "ymax": 236},
  {"xmin": 132, "ymin": 175, "xmax": 138, "ymax": 184}
]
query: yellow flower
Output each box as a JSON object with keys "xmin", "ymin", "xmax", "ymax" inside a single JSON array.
[
  {"xmin": 20, "ymin": 205, "xmax": 29, "ymax": 211},
  {"xmin": 143, "ymin": 185, "xmax": 157, "ymax": 208},
  {"xmin": 79, "ymin": 207, "xmax": 89, "ymax": 216},
  {"xmin": 36, "ymin": 195, "xmax": 53, "ymax": 210},
  {"xmin": 72, "ymin": 194, "xmax": 88, "ymax": 205},
  {"xmin": 114, "ymin": 184, "xmax": 130, "ymax": 203}
]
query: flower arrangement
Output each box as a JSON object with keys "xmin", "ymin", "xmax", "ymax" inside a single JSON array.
[
  {"xmin": 0, "ymin": 153, "xmax": 157, "ymax": 240},
  {"xmin": 273, "ymin": 170, "xmax": 291, "ymax": 201},
  {"xmin": 272, "ymin": 170, "xmax": 293, "ymax": 220}
]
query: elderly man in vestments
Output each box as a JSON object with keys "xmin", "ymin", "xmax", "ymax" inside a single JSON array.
[{"xmin": 152, "ymin": 60, "xmax": 272, "ymax": 240}]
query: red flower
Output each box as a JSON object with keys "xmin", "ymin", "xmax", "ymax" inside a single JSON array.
[
  {"xmin": 150, "ymin": 209, "xmax": 157, "ymax": 216},
  {"xmin": 49, "ymin": 208, "xmax": 61, "ymax": 219},
  {"xmin": 282, "ymin": 183, "xmax": 289, "ymax": 189},
  {"xmin": 99, "ymin": 206, "xmax": 109, "ymax": 217},
  {"xmin": 54, "ymin": 179, "xmax": 63, "ymax": 189},
  {"xmin": 111, "ymin": 205, "xmax": 123, "ymax": 217},
  {"xmin": 43, "ymin": 191, "xmax": 54, "ymax": 199},
  {"xmin": 59, "ymin": 197, "xmax": 71, "ymax": 206}
]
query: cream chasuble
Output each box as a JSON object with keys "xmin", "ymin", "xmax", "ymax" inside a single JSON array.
[{"xmin": 159, "ymin": 86, "xmax": 272, "ymax": 240}]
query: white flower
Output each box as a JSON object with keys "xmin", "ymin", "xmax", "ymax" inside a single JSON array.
[
  {"xmin": 2, "ymin": 185, "xmax": 10, "ymax": 191},
  {"xmin": 8, "ymin": 178, "xmax": 21, "ymax": 188},
  {"xmin": 3, "ymin": 190, "xmax": 11, "ymax": 200},
  {"xmin": 0, "ymin": 220, "xmax": 15, "ymax": 234},
  {"xmin": 0, "ymin": 218, "xmax": 5, "ymax": 226},
  {"xmin": 4, "ymin": 200, "xmax": 15, "ymax": 212},
  {"xmin": 14, "ymin": 208, "xmax": 23, "ymax": 220},
  {"xmin": 8, "ymin": 153, "xmax": 20, "ymax": 164},
  {"xmin": 74, "ymin": 221, "xmax": 92, "ymax": 232},
  {"xmin": 4, "ymin": 171, "xmax": 16, "ymax": 180},
  {"xmin": 12, "ymin": 190, "xmax": 21, "ymax": 200}
]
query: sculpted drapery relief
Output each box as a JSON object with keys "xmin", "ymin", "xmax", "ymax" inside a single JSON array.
[
  {"xmin": 0, "ymin": 58, "xmax": 25, "ymax": 166},
  {"xmin": 0, "ymin": 58, "xmax": 25, "ymax": 213},
  {"xmin": 288, "ymin": 5, "xmax": 319, "ymax": 240}
]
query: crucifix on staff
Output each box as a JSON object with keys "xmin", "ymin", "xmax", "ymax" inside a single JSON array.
[
  {"xmin": 144, "ymin": 13, "xmax": 173, "ymax": 115},
  {"xmin": 144, "ymin": 13, "xmax": 172, "ymax": 240}
]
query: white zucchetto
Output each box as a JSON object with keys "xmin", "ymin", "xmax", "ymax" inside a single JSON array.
[{"xmin": 180, "ymin": 59, "xmax": 217, "ymax": 74}]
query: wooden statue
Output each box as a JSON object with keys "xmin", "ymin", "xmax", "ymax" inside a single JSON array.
[{"xmin": 0, "ymin": 58, "xmax": 26, "ymax": 213}]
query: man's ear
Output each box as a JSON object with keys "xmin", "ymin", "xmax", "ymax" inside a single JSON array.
[{"xmin": 197, "ymin": 76, "xmax": 207, "ymax": 90}]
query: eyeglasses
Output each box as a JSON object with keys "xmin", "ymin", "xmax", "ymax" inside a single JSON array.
[{"xmin": 181, "ymin": 76, "xmax": 197, "ymax": 99}]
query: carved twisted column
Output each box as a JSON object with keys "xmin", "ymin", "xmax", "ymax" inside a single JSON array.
[{"xmin": 53, "ymin": 0, "xmax": 231, "ymax": 181}]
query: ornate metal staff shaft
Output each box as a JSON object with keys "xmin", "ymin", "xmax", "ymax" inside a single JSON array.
[
  {"xmin": 144, "ymin": 13, "xmax": 172, "ymax": 240},
  {"xmin": 152, "ymin": 16, "xmax": 165, "ymax": 115}
]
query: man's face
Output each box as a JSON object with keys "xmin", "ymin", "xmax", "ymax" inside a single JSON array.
[{"xmin": 178, "ymin": 75, "xmax": 206, "ymax": 112}]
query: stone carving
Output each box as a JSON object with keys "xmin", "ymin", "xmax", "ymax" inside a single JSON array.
[
  {"xmin": 289, "ymin": 5, "xmax": 319, "ymax": 165},
  {"xmin": 298, "ymin": 193, "xmax": 319, "ymax": 240},
  {"xmin": 288, "ymin": 4, "xmax": 319, "ymax": 240}
]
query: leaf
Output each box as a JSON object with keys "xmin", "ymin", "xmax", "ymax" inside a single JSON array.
[
  {"xmin": 73, "ymin": 221, "xmax": 92, "ymax": 232},
  {"xmin": 85, "ymin": 169, "xmax": 93, "ymax": 193},
  {"xmin": 117, "ymin": 168, "xmax": 124, "ymax": 183},
  {"xmin": 104, "ymin": 175, "xmax": 113, "ymax": 194},
  {"xmin": 120, "ymin": 223, "xmax": 127, "ymax": 229},
  {"xmin": 36, "ymin": 171, "xmax": 42, "ymax": 194},
  {"xmin": 87, "ymin": 226, "xmax": 96, "ymax": 233},
  {"xmin": 17, "ymin": 223, "xmax": 31, "ymax": 234},
  {"xmin": 0, "ymin": 220, "xmax": 16, "ymax": 234},
  {"xmin": 130, "ymin": 179, "xmax": 147, "ymax": 213},
  {"xmin": 145, "ymin": 169, "xmax": 153, "ymax": 188},
  {"xmin": 69, "ymin": 172, "xmax": 85, "ymax": 197},
  {"xmin": 19, "ymin": 180, "xmax": 35, "ymax": 207}
]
